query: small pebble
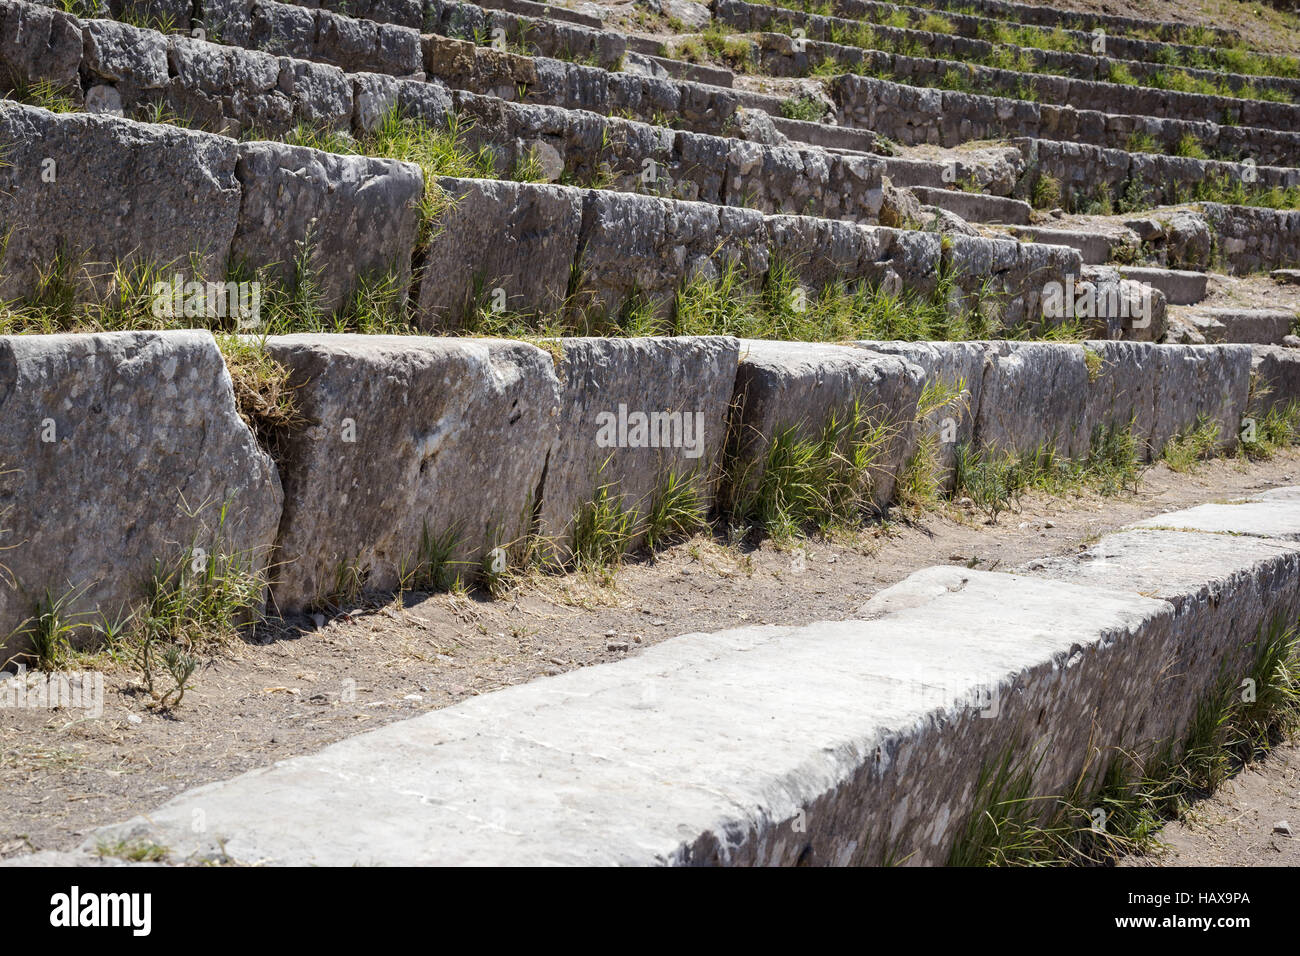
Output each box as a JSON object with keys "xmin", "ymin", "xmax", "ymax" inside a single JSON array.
[{"xmin": 1274, "ymin": 820, "xmax": 1292, "ymax": 836}]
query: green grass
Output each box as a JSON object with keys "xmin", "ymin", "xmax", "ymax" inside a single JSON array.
[
  {"xmin": 954, "ymin": 423, "xmax": 1145, "ymax": 523},
  {"xmin": 12, "ymin": 586, "xmax": 89, "ymax": 671},
  {"xmin": 722, "ymin": 400, "xmax": 896, "ymax": 539},
  {"xmin": 569, "ymin": 481, "xmax": 637, "ymax": 571},
  {"xmin": 947, "ymin": 613, "xmax": 1300, "ymax": 866},
  {"xmin": 1162, "ymin": 415, "xmax": 1222, "ymax": 472},
  {"xmin": 779, "ymin": 94, "xmax": 826, "ymax": 122}
]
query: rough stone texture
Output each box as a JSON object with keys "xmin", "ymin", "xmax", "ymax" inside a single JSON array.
[
  {"xmin": 1072, "ymin": 267, "xmax": 1168, "ymax": 341},
  {"xmin": 1022, "ymin": 139, "xmax": 1299, "ymax": 215},
  {"xmin": 1022, "ymin": 527, "xmax": 1300, "ymax": 734},
  {"xmin": 1080, "ymin": 341, "xmax": 1161, "ymax": 458},
  {"xmin": 1252, "ymin": 345, "xmax": 1300, "ymax": 415},
  {"xmin": 0, "ymin": 331, "xmax": 283, "ymax": 657},
  {"xmin": 0, "ymin": 0, "xmax": 82, "ymax": 98},
  {"xmin": 250, "ymin": 1, "xmax": 423, "ymax": 78},
  {"xmin": 263, "ymin": 335, "xmax": 560, "ymax": 612},
  {"xmin": 1118, "ymin": 267, "xmax": 1207, "ymax": 308},
  {"xmin": 417, "ymin": 177, "xmax": 584, "ymax": 329},
  {"xmin": 727, "ymin": 341, "xmax": 925, "ymax": 509},
  {"xmin": 1151, "ymin": 345, "xmax": 1252, "ymax": 453},
  {"xmin": 538, "ymin": 336, "xmax": 740, "ymax": 553},
  {"xmin": 976, "ymin": 342, "xmax": 1091, "ymax": 458},
  {"xmin": 833, "ymin": 73, "xmax": 1300, "ymax": 168},
  {"xmin": 0, "ymin": 101, "xmax": 240, "ymax": 301},
  {"xmin": 853, "ymin": 340, "xmax": 989, "ymax": 490},
  {"xmin": 231, "ymin": 141, "xmax": 424, "ymax": 314},
  {"xmin": 1200, "ymin": 203, "xmax": 1300, "ymax": 275},
  {"xmin": 1184, "ymin": 308, "xmax": 1296, "ymax": 345},
  {"xmin": 573, "ymin": 191, "xmax": 769, "ymax": 321},
  {"xmin": 60, "ymin": 568, "xmax": 1189, "ymax": 866}
]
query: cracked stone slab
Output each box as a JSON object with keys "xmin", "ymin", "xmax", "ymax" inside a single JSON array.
[
  {"xmin": 0, "ymin": 331, "xmax": 283, "ymax": 658},
  {"xmin": 1126, "ymin": 495, "xmax": 1300, "ymax": 539},
  {"xmin": 263, "ymin": 335, "xmax": 560, "ymax": 612}
]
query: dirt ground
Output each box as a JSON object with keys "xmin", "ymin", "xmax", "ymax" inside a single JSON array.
[
  {"xmin": 1, "ymin": 449, "xmax": 1298, "ymax": 862},
  {"xmin": 1119, "ymin": 740, "xmax": 1300, "ymax": 867}
]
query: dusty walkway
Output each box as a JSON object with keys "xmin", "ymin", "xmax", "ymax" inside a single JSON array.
[{"xmin": 2, "ymin": 449, "xmax": 1298, "ymax": 859}]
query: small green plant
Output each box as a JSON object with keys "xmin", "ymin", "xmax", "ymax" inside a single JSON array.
[
  {"xmin": 1161, "ymin": 416, "xmax": 1221, "ymax": 472},
  {"xmin": 779, "ymin": 94, "xmax": 825, "ymax": 122},
  {"xmin": 724, "ymin": 400, "xmax": 894, "ymax": 538},
  {"xmin": 95, "ymin": 839, "xmax": 169, "ymax": 863},
  {"xmin": 643, "ymin": 470, "xmax": 708, "ymax": 551},
  {"xmin": 569, "ymin": 481, "xmax": 636, "ymax": 571},
  {"xmin": 1030, "ymin": 173, "xmax": 1061, "ymax": 210},
  {"xmin": 14, "ymin": 587, "xmax": 88, "ymax": 671}
]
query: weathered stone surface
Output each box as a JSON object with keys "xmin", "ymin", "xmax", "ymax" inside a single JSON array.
[
  {"xmin": 538, "ymin": 336, "xmax": 740, "ymax": 553},
  {"xmin": 0, "ymin": 101, "xmax": 240, "ymax": 301},
  {"xmin": 0, "ymin": 0, "xmax": 82, "ymax": 97},
  {"xmin": 574, "ymin": 191, "xmax": 768, "ymax": 321},
  {"xmin": 1128, "ymin": 496, "xmax": 1300, "ymax": 539},
  {"xmin": 263, "ymin": 335, "xmax": 560, "ymax": 611},
  {"xmin": 1081, "ymin": 341, "xmax": 1160, "ymax": 457},
  {"xmin": 1151, "ymin": 345, "xmax": 1251, "ymax": 453},
  {"xmin": 64, "ymin": 567, "xmax": 1184, "ymax": 866},
  {"xmin": 0, "ymin": 331, "xmax": 282, "ymax": 657},
  {"xmin": 854, "ymin": 340, "xmax": 989, "ymax": 490},
  {"xmin": 976, "ymin": 342, "xmax": 1091, "ymax": 458},
  {"xmin": 1252, "ymin": 345, "xmax": 1300, "ymax": 415},
  {"xmin": 417, "ymin": 177, "xmax": 583, "ymax": 329},
  {"xmin": 82, "ymin": 18, "xmax": 169, "ymax": 100},
  {"xmin": 727, "ymin": 340, "xmax": 924, "ymax": 509},
  {"xmin": 1071, "ymin": 267, "xmax": 1168, "ymax": 341},
  {"xmin": 1184, "ymin": 308, "xmax": 1295, "ymax": 345},
  {"xmin": 1022, "ymin": 527, "xmax": 1300, "ymax": 728},
  {"xmin": 231, "ymin": 141, "xmax": 423, "ymax": 314}
]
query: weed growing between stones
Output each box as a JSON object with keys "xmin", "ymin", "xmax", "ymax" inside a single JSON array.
[
  {"xmin": 779, "ymin": 94, "xmax": 826, "ymax": 122},
  {"xmin": 11, "ymin": 586, "xmax": 87, "ymax": 671},
  {"xmin": 946, "ymin": 614, "xmax": 1300, "ymax": 866},
  {"xmin": 895, "ymin": 378, "xmax": 969, "ymax": 512},
  {"xmin": 1241, "ymin": 400, "xmax": 1300, "ymax": 460},
  {"xmin": 216, "ymin": 336, "xmax": 306, "ymax": 461},
  {"xmin": 721, "ymin": 400, "xmax": 897, "ymax": 540},
  {"xmin": 94, "ymin": 838, "xmax": 170, "ymax": 863},
  {"xmin": 0, "ymin": 245, "xmax": 413, "ymax": 337}
]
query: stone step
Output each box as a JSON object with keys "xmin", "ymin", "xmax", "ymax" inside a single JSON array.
[
  {"xmin": 1117, "ymin": 267, "xmax": 1209, "ymax": 306},
  {"xmin": 832, "ymin": 73, "xmax": 1300, "ymax": 169},
  {"xmin": 38, "ymin": 491, "xmax": 1300, "ymax": 865},
  {"xmin": 5, "ymin": 4, "xmax": 893, "ymax": 226},
  {"xmin": 1005, "ymin": 226, "xmax": 1117, "ymax": 265},
  {"xmin": 771, "ymin": 116, "xmax": 880, "ymax": 153},
  {"xmin": 1181, "ymin": 308, "xmax": 1297, "ymax": 345},
  {"xmin": 908, "ymin": 186, "xmax": 1031, "ymax": 225},
  {"xmin": 718, "ymin": 0, "xmax": 1297, "ymax": 103},
  {"xmin": 470, "ymin": 0, "xmax": 603, "ymax": 29},
  {"xmin": 749, "ymin": 32, "xmax": 1300, "ymax": 133},
  {"xmin": 865, "ymin": 0, "xmax": 1239, "ymax": 45},
  {"xmin": 735, "ymin": 0, "xmax": 1274, "ymax": 78}
]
